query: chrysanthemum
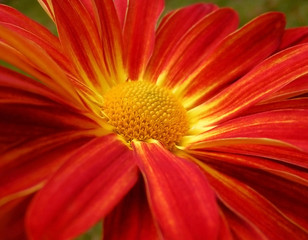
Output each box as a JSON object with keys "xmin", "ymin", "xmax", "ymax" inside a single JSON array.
[{"xmin": 1, "ymin": 0, "xmax": 308, "ymax": 239}]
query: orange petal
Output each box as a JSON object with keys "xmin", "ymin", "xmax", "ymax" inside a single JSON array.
[
  {"xmin": 123, "ymin": 0, "xmax": 164, "ymax": 80},
  {"xmin": 93, "ymin": 0, "xmax": 126, "ymax": 83},
  {"xmin": 104, "ymin": 179, "xmax": 160, "ymax": 240},
  {"xmin": 0, "ymin": 24, "xmax": 79, "ymax": 104},
  {"xmin": 190, "ymin": 150, "xmax": 308, "ymax": 186},
  {"xmin": 200, "ymin": 156, "xmax": 308, "ymax": 231},
  {"xmin": 0, "ymin": 195, "xmax": 33, "ymax": 240},
  {"xmin": 189, "ymin": 44, "xmax": 308, "ymax": 125},
  {"xmin": 180, "ymin": 12, "xmax": 285, "ymax": 109},
  {"xmin": 196, "ymin": 160, "xmax": 308, "ymax": 239},
  {"xmin": 243, "ymin": 98, "xmax": 308, "ymax": 115},
  {"xmin": 0, "ymin": 5, "xmax": 71, "ymax": 72},
  {"xmin": 190, "ymin": 109, "xmax": 308, "ymax": 151},
  {"xmin": 132, "ymin": 140, "xmax": 220, "ymax": 240},
  {"xmin": 113, "ymin": 0, "xmax": 127, "ymax": 28},
  {"xmin": 279, "ymin": 26, "xmax": 308, "ymax": 50},
  {"xmin": 37, "ymin": 0, "xmax": 55, "ymax": 21},
  {"xmin": 51, "ymin": 0, "xmax": 114, "ymax": 92},
  {"xmin": 0, "ymin": 133, "xmax": 93, "ymax": 207},
  {"xmin": 144, "ymin": 3, "xmax": 221, "ymax": 84},
  {"xmin": 262, "ymin": 75, "xmax": 308, "ymax": 103},
  {"xmin": 26, "ymin": 135, "xmax": 138, "ymax": 240},
  {"xmin": 221, "ymin": 204, "xmax": 266, "ymax": 240}
]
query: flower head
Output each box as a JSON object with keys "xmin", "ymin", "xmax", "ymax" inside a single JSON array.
[{"xmin": 1, "ymin": 1, "xmax": 308, "ymax": 240}]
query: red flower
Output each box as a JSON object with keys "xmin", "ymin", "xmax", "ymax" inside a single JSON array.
[{"xmin": 1, "ymin": 1, "xmax": 308, "ymax": 239}]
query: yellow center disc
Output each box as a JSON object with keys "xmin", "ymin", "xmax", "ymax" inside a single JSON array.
[{"xmin": 102, "ymin": 81, "xmax": 189, "ymax": 149}]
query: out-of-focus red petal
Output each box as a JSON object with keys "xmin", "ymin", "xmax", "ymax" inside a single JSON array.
[
  {"xmin": 51, "ymin": 0, "xmax": 115, "ymax": 93},
  {"xmin": 179, "ymin": 12, "xmax": 285, "ymax": 108},
  {"xmin": 132, "ymin": 140, "xmax": 220, "ymax": 240},
  {"xmin": 0, "ymin": 195, "xmax": 33, "ymax": 240},
  {"xmin": 144, "ymin": 3, "xmax": 223, "ymax": 83},
  {"xmin": 189, "ymin": 44, "xmax": 308, "ymax": 125},
  {"xmin": 279, "ymin": 26, "xmax": 308, "ymax": 50},
  {"xmin": 104, "ymin": 179, "xmax": 160, "ymax": 240},
  {"xmin": 196, "ymin": 160, "xmax": 308, "ymax": 239},
  {"xmin": 190, "ymin": 109, "xmax": 308, "ymax": 151},
  {"xmin": 123, "ymin": 0, "xmax": 164, "ymax": 80},
  {"xmin": 26, "ymin": 135, "xmax": 138, "ymax": 240}
]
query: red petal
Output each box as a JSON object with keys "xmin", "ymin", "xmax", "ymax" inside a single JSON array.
[
  {"xmin": 114, "ymin": 0, "xmax": 128, "ymax": 28},
  {"xmin": 0, "ymin": 66, "xmax": 71, "ymax": 106},
  {"xmin": 0, "ymin": 25, "xmax": 79, "ymax": 103},
  {"xmin": 26, "ymin": 135, "xmax": 138, "ymax": 240},
  {"xmin": 144, "ymin": 3, "xmax": 222, "ymax": 83},
  {"xmin": 196, "ymin": 142, "xmax": 308, "ymax": 169},
  {"xmin": 279, "ymin": 26, "xmax": 308, "ymax": 50},
  {"xmin": 0, "ymin": 195, "xmax": 33, "ymax": 240},
  {"xmin": 197, "ymin": 161, "xmax": 308, "ymax": 239},
  {"xmin": 191, "ymin": 109, "xmax": 308, "ymax": 151},
  {"xmin": 0, "ymin": 5, "xmax": 71, "ymax": 72},
  {"xmin": 0, "ymin": 133, "xmax": 93, "ymax": 206},
  {"xmin": 37, "ymin": 0, "xmax": 55, "ymax": 21},
  {"xmin": 93, "ymin": 0, "xmax": 126, "ymax": 83},
  {"xmin": 201, "ymin": 156, "xmax": 308, "ymax": 231},
  {"xmin": 132, "ymin": 140, "xmax": 220, "ymax": 240},
  {"xmin": 217, "ymin": 208, "xmax": 233, "ymax": 240},
  {"xmin": 104, "ymin": 179, "xmax": 160, "ymax": 240},
  {"xmin": 180, "ymin": 12, "xmax": 285, "ymax": 108},
  {"xmin": 189, "ymin": 44, "xmax": 308, "ymax": 125},
  {"xmin": 190, "ymin": 150, "xmax": 308, "ymax": 186},
  {"xmin": 51, "ymin": 0, "xmax": 114, "ymax": 92},
  {"xmin": 243, "ymin": 98, "xmax": 308, "ymax": 115},
  {"xmin": 123, "ymin": 0, "xmax": 164, "ymax": 80},
  {"xmin": 263, "ymin": 75, "xmax": 308, "ymax": 102},
  {"xmin": 221, "ymin": 205, "xmax": 266, "ymax": 240}
]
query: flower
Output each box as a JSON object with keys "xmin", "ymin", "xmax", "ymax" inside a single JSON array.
[{"xmin": 1, "ymin": 0, "xmax": 308, "ymax": 239}]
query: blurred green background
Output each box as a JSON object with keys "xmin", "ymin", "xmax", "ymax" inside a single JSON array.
[
  {"xmin": 2, "ymin": 0, "xmax": 308, "ymax": 29},
  {"xmin": 1, "ymin": 0, "xmax": 307, "ymax": 239}
]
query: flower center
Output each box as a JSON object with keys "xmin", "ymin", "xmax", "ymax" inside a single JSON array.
[{"xmin": 102, "ymin": 81, "xmax": 189, "ymax": 149}]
